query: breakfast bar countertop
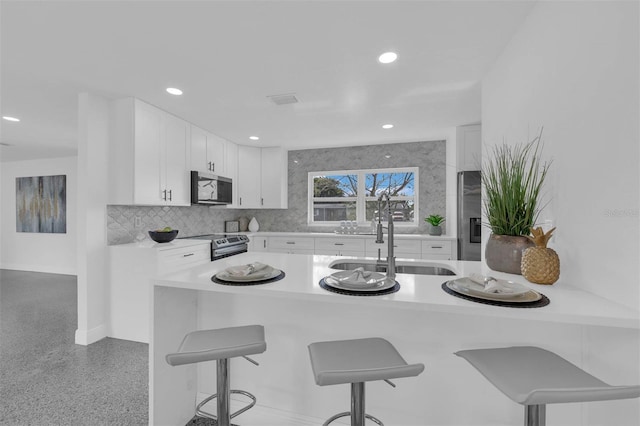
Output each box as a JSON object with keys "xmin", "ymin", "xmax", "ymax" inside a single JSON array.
[{"xmin": 155, "ymin": 252, "xmax": 639, "ymax": 329}]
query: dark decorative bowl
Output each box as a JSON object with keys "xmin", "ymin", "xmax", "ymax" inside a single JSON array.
[{"xmin": 148, "ymin": 230, "xmax": 179, "ymax": 243}]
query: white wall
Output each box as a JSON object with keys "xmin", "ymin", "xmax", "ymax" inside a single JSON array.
[
  {"xmin": 482, "ymin": 1, "xmax": 639, "ymax": 310},
  {"xmin": 0, "ymin": 157, "xmax": 77, "ymax": 274}
]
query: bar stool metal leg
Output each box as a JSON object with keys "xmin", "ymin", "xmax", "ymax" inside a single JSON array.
[
  {"xmin": 525, "ymin": 404, "xmax": 546, "ymax": 426},
  {"xmin": 321, "ymin": 382, "xmax": 383, "ymax": 426}
]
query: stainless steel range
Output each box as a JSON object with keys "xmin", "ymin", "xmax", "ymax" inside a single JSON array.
[{"xmin": 184, "ymin": 234, "xmax": 249, "ymax": 260}]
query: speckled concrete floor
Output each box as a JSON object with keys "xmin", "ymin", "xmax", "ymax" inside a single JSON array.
[{"xmin": 0, "ymin": 269, "xmax": 148, "ymax": 426}]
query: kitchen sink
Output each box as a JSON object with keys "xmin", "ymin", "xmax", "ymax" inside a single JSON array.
[{"xmin": 329, "ymin": 260, "xmax": 456, "ymax": 276}]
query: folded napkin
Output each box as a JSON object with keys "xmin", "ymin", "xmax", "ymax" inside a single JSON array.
[
  {"xmin": 468, "ymin": 273, "xmax": 515, "ymax": 294},
  {"xmin": 226, "ymin": 262, "xmax": 272, "ymax": 277},
  {"xmin": 336, "ymin": 267, "xmax": 371, "ymax": 284}
]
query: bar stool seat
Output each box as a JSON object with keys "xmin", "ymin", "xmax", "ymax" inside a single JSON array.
[
  {"xmin": 309, "ymin": 337, "xmax": 424, "ymax": 426},
  {"xmin": 455, "ymin": 346, "xmax": 640, "ymax": 426},
  {"xmin": 166, "ymin": 325, "xmax": 266, "ymax": 426}
]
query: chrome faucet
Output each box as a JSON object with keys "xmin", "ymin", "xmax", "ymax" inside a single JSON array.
[{"xmin": 375, "ymin": 193, "xmax": 396, "ymax": 279}]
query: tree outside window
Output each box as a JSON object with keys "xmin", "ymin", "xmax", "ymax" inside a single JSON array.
[{"xmin": 309, "ymin": 168, "xmax": 418, "ymax": 225}]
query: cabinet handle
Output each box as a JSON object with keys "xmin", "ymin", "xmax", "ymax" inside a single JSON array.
[
  {"xmin": 334, "ymin": 243, "xmax": 344, "ymax": 246},
  {"xmin": 261, "ymin": 198, "xmax": 264, "ymax": 206},
  {"xmin": 431, "ymin": 246, "xmax": 443, "ymax": 249},
  {"xmin": 208, "ymin": 161, "xmax": 212, "ymax": 171},
  {"xmin": 239, "ymin": 197, "xmax": 242, "ymax": 206},
  {"xmin": 183, "ymin": 253, "xmax": 194, "ymax": 257},
  {"xmin": 168, "ymin": 189, "xmax": 172, "ymax": 201},
  {"xmin": 263, "ymin": 240, "xmax": 266, "ymax": 249},
  {"xmin": 212, "ymin": 162, "xmax": 215, "ymax": 172},
  {"xmin": 286, "ymin": 241, "xmax": 296, "ymax": 245},
  {"xmin": 162, "ymin": 189, "xmax": 167, "ymax": 201}
]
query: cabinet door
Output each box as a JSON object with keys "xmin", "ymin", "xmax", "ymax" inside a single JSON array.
[
  {"xmin": 248, "ymin": 236, "xmax": 268, "ymax": 252},
  {"xmin": 190, "ymin": 125, "xmax": 209, "ymax": 172},
  {"xmin": 260, "ymin": 147, "xmax": 287, "ymax": 208},
  {"xmin": 456, "ymin": 124, "xmax": 481, "ymax": 171},
  {"xmin": 163, "ymin": 113, "xmax": 190, "ymax": 205},
  {"xmin": 237, "ymin": 145, "xmax": 262, "ymax": 208},
  {"xmin": 206, "ymin": 132, "xmax": 226, "ymax": 175},
  {"xmin": 225, "ymin": 142, "xmax": 239, "ymax": 206},
  {"xmin": 134, "ymin": 100, "xmax": 164, "ymax": 204}
]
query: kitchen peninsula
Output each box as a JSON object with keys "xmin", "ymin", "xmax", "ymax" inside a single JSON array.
[{"xmin": 151, "ymin": 252, "xmax": 639, "ymax": 426}]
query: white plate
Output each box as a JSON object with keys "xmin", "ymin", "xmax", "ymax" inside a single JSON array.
[
  {"xmin": 323, "ymin": 273, "xmax": 396, "ymax": 292},
  {"xmin": 447, "ymin": 280, "xmax": 542, "ymax": 303},
  {"xmin": 215, "ymin": 268, "xmax": 281, "ymax": 283},
  {"xmin": 451, "ymin": 277, "xmax": 531, "ymax": 299}
]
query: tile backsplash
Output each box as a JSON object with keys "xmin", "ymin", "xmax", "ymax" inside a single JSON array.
[{"xmin": 107, "ymin": 140, "xmax": 446, "ymax": 245}]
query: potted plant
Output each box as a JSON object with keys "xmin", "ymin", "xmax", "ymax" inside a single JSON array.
[
  {"xmin": 425, "ymin": 214, "xmax": 445, "ymax": 236},
  {"xmin": 482, "ymin": 129, "xmax": 551, "ymax": 274}
]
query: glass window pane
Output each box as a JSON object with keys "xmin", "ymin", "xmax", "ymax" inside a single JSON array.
[
  {"xmin": 313, "ymin": 175, "xmax": 357, "ymax": 197},
  {"xmin": 365, "ymin": 172, "xmax": 414, "ymax": 197},
  {"xmin": 366, "ymin": 200, "xmax": 414, "ymax": 222},
  {"xmin": 313, "ymin": 201, "xmax": 357, "ymax": 222}
]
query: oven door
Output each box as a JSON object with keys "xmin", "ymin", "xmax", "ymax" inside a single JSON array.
[{"xmin": 212, "ymin": 244, "xmax": 248, "ymax": 260}]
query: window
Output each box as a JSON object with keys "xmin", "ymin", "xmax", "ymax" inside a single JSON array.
[{"xmin": 308, "ymin": 167, "xmax": 418, "ymax": 226}]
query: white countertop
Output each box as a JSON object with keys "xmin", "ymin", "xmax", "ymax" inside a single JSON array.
[
  {"xmin": 241, "ymin": 231, "xmax": 456, "ymax": 240},
  {"xmin": 156, "ymin": 252, "xmax": 640, "ymax": 329}
]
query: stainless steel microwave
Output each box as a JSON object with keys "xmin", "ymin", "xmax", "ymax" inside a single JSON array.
[{"xmin": 190, "ymin": 171, "xmax": 232, "ymax": 205}]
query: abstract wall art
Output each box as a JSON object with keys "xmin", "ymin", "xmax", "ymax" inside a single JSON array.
[{"xmin": 16, "ymin": 175, "xmax": 67, "ymax": 233}]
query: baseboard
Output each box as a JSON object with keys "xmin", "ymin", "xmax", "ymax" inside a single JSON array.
[
  {"xmin": 0, "ymin": 262, "xmax": 77, "ymax": 276},
  {"xmin": 75, "ymin": 323, "xmax": 108, "ymax": 346}
]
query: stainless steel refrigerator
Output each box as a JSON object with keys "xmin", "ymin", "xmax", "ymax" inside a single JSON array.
[{"xmin": 457, "ymin": 171, "xmax": 482, "ymax": 261}]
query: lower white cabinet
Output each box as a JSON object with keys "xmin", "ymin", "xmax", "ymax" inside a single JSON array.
[
  {"xmin": 315, "ymin": 237, "xmax": 365, "ymax": 257},
  {"xmin": 109, "ymin": 240, "xmax": 210, "ymax": 343},
  {"xmin": 267, "ymin": 236, "xmax": 315, "ymax": 254},
  {"xmin": 365, "ymin": 238, "xmax": 422, "ymax": 259},
  {"xmin": 421, "ymin": 240, "xmax": 455, "ymax": 260},
  {"xmin": 247, "ymin": 233, "xmax": 456, "ymax": 260}
]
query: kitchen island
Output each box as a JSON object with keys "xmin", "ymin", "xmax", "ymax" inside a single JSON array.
[{"xmin": 152, "ymin": 252, "xmax": 639, "ymax": 426}]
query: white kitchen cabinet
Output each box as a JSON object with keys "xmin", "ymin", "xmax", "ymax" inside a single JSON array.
[
  {"xmin": 237, "ymin": 145, "xmax": 262, "ymax": 208},
  {"xmin": 190, "ymin": 125, "xmax": 226, "ymax": 175},
  {"xmin": 260, "ymin": 147, "xmax": 288, "ymax": 208},
  {"xmin": 365, "ymin": 238, "xmax": 421, "ymax": 259},
  {"xmin": 237, "ymin": 146, "xmax": 288, "ymax": 209},
  {"xmin": 421, "ymin": 240, "xmax": 456, "ymax": 260},
  {"xmin": 456, "ymin": 124, "xmax": 482, "ymax": 171},
  {"xmin": 110, "ymin": 97, "xmax": 190, "ymax": 206},
  {"xmin": 109, "ymin": 240, "xmax": 210, "ymax": 343},
  {"xmin": 267, "ymin": 236, "xmax": 315, "ymax": 254},
  {"xmin": 248, "ymin": 235, "xmax": 268, "ymax": 252},
  {"xmin": 225, "ymin": 141, "xmax": 239, "ymax": 207},
  {"xmin": 315, "ymin": 237, "xmax": 365, "ymax": 257}
]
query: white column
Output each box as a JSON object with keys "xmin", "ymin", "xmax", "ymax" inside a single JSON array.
[{"xmin": 75, "ymin": 92, "xmax": 110, "ymax": 345}]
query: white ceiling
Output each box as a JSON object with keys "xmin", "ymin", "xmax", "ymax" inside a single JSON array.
[{"xmin": 0, "ymin": 0, "xmax": 535, "ymax": 162}]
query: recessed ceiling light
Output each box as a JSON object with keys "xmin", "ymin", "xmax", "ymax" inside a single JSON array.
[
  {"xmin": 2, "ymin": 116, "xmax": 20, "ymax": 122},
  {"xmin": 385, "ymin": 154, "xmax": 392, "ymax": 159},
  {"xmin": 382, "ymin": 124, "xmax": 394, "ymax": 129},
  {"xmin": 249, "ymin": 136, "xmax": 260, "ymax": 141},
  {"xmin": 166, "ymin": 87, "xmax": 183, "ymax": 96},
  {"xmin": 378, "ymin": 52, "xmax": 397, "ymax": 64}
]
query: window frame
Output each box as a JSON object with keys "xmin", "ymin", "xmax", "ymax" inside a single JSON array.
[{"xmin": 307, "ymin": 167, "xmax": 419, "ymax": 227}]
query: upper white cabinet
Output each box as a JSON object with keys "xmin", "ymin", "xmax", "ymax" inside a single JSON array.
[
  {"xmin": 190, "ymin": 125, "xmax": 226, "ymax": 175},
  {"xmin": 110, "ymin": 98, "xmax": 190, "ymax": 206},
  {"xmin": 225, "ymin": 141, "xmax": 239, "ymax": 207},
  {"xmin": 456, "ymin": 124, "xmax": 481, "ymax": 171},
  {"xmin": 237, "ymin": 146, "xmax": 288, "ymax": 209}
]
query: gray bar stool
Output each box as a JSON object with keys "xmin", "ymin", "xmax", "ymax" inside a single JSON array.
[
  {"xmin": 455, "ymin": 346, "xmax": 640, "ymax": 426},
  {"xmin": 308, "ymin": 337, "xmax": 425, "ymax": 426},
  {"xmin": 166, "ymin": 325, "xmax": 266, "ymax": 426}
]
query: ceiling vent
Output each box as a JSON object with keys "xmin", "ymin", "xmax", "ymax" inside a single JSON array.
[{"xmin": 268, "ymin": 93, "xmax": 299, "ymax": 106}]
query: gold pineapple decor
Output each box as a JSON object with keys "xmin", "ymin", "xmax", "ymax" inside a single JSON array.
[{"xmin": 521, "ymin": 227, "xmax": 560, "ymax": 285}]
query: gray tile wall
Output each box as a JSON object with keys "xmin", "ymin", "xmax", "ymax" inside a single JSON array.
[{"xmin": 107, "ymin": 140, "xmax": 446, "ymax": 245}]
